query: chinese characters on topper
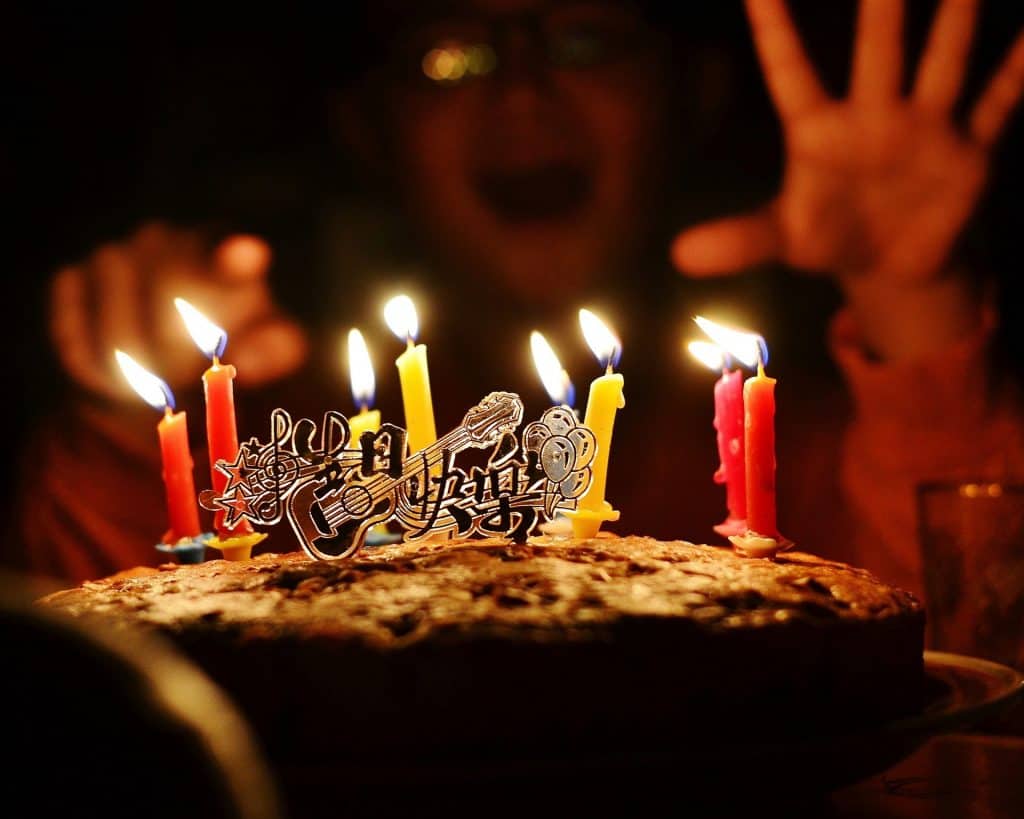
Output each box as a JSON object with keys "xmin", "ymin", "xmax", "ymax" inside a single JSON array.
[{"xmin": 199, "ymin": 393, "xmax": 598, "ymax": 560}]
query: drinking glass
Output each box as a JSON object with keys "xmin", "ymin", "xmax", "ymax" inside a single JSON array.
[{"xmin": 916, "ymin": 481, "xmax": 1024, "ymax": 672}]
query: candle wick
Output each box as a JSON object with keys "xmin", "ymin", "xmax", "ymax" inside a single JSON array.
[
  {"xmin": 406, "ymin": 337, "xmax": 415, "ymax": 351},
  {"xmin": 164, "ymin": 406, "xmax": 173, "ymax": 419},
  {"xmin": 360, "ymin": 403, "xmax": 369, "ymax": 414},
  {"xmin": 212, "ymin": 354, "xmax": 220, "ymax": 367},
  {"xmin": 605, "ymin": 360, "xmax": 614, "ymax": 376}
]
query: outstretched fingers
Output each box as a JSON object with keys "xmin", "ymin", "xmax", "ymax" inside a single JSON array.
[
  {"xmin": 213, "ymin": 234, "xmax": 272, "ymax": 283},
  {"xmin": 913, "ymin": 0, "xmax": 979, "ymax": 116},
  {"xmin": 672, "ymin": 207, "xmax": 782, "ymax": 277},
  {"xmin": 970, "ymin": 29, "xmax": 1024, "ymax": 147},
  {"xmin": 851, "ymin": 0, "xmax": 905, "ymax": 105},
  {"xmin": 744, "ymin": 0, "xmax": 828, "ymax": 120}
]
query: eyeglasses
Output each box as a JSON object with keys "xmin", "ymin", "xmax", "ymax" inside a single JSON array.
[{"xmin": 388, "ymin": 4, "xmax": 654, "ymax": 89}]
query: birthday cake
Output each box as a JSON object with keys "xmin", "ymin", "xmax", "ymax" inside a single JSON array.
[
  {"xmin": 40, "ymin": 533, "xmax": 925, "ymax": 812},
  {"xmin": 84, "ymin": 326, "xmax": 925, "ymax": 813}
]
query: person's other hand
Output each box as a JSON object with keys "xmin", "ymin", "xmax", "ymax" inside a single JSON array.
[
  {"xmin": 50, "ymin": 222, "xmax": 309, "ymax": 401},
  {"xmin": 673, "ymin": 0, "xmax": 1024, "ymax": 361}
]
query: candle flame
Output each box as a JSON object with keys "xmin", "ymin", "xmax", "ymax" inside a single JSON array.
[
  {"xmin": 115, "ymin": 350, "xmax": 175, "ymax": 411},
  {"xmin": 687, "ymin": 340, "xmax": 726, "ymax": 371},
  {"xmin": 175, "ymin": 297, "xmax": 227, "ymax": 360},
  {"xmin": 347, "ymin": 328, "xmax": 376, "ymax": 409},
  {"xmin": 693, "ymin": 316, "xmax": 766, "ymax": 369},
  {"xmin": 384, "ymin": 294, "xmax": 419, "ymax": 342},
  {"xmin": 530, "ymin": 331, "xmax": 575, "ymax": 407},
  {"xmin": 579, "ymin": 308, "xmax": 621, "ymax": 371}
]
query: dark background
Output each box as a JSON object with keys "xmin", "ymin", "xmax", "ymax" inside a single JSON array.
[{"xmin": 6, "ymin": 2, "xmax": 1023, "ymax": 535}]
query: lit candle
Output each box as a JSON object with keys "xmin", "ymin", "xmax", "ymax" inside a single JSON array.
[
  {"xmin": 530, "ymin": 331, "xmax": 575, "ymax": 410},
  {"xmin": 694, "ymin": 318, "xmax": 784, "ymax": 557},
  {"xmin": 565, "ymin": 309, "xmax": 624, "ymax": 539},
  {"xmin": 115, "ymin": 351, "xmax": 202, "ymax": 544},
  {"xmin": 743, "ymin": 351, "xmax": 778, "ymax": 540},
  {"xmin": 347, "ymin": 328, "xmax": 381, "ymax": 447},
  {"xmin": 175, "ymin": 297, "xmax": 253, "ymax": 538},
  {"xmin": 687, "ymin": 339, "xmax": 746, "ymax": 537},
  {"xmin": 384, "ymin": 294, "xmax": 437, "ymax": 457}
]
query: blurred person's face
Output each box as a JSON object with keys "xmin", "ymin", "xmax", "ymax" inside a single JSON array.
[{"xmin": 377, "ymin": 0, "xmax": 671, "ymax": 304}]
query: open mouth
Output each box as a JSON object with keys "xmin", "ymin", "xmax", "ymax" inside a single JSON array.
[{"xmin": 475, "ymin": 163, "xmax": 592, "ymax": 223}]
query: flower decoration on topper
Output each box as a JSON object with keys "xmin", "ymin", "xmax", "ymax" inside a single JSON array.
[
  {"xmin": 175, "ymin": 297, "xmax": 267, "ymax": 561},
  {"xmin": 531, "ymin": 331, "xmax": 579, "ymax": 537},
  {"xmin": 691, "ymin": 316, "xmax": 790, "ymax": 559},
  {"xmin": 115, "ymin": 350, "xmax": 211, "ymax": 564}
]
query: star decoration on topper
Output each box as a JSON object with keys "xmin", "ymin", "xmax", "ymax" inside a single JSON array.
[
  {"xmin": 216, "ymin": 441, "xmax": 258, "ymax": 494},
  {"xmin": 206, "ymin": 442, "xmax": 267, "ymax": 528},
  {"xmin": 222, "ymin": 486, "xmax": 256, "ymax": 527}
]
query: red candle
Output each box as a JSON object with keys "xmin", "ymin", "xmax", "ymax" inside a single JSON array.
[
  {"xmin": 203, "ymin": 358, "xmax": 252, "ymax": 536},
  {"xmin": 176, "ymin": 298, "xmax": 253, "ymax": 538},
  {"xmin": 158, "ymin": 407, "xmax": 203, "ymax": 542},
  {"xmin": 712, "ymin": 368, "xmax": 746, "ymax": 535},
  {"xmin": 744, "ymin": 362, "xmax": 777, "ymax": 538},
  {"xmin": 115, "ymin": 350, "xmax": 202, "ymax": 543}
]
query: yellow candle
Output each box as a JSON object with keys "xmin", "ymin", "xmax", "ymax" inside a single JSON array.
[
  {"xmin": 347, "ymin": 328, "xmax": 382, "ymax": 449},
  {"xmin": 348, "ymin": 408, "xmax": 381, "ymax": 448},
  {"xmin": 384, "ymin": 295, "xmax": 437, "ymax": 457},
  {"xmin": 567, "ymin": 309, "xmax": 625, "ymax": 539}
]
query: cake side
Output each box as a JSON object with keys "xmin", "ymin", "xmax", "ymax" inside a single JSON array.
[{"xmin": 40, "ymin": 536, "xmax": 925, "ymax": 763}]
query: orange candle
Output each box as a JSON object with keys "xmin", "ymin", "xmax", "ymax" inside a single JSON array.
[
  {"xmin": 116, "ymin": 350, "xmax": 202, "ymax": 543},
  {"xmin": 157, "ymin": 407, "xmax": 203, "ymax": 542},
  {"xmin": 176, "ymin": 298, "xmax": 253, "ymax": 537}
]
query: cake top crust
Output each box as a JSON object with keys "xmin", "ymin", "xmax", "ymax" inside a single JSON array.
[{"xmin": 40, "ymin": 536, "xmax": 922, "ymax": 647}]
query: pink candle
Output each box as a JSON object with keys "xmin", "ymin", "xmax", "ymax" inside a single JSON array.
[{"xmin": 712, "ymin": 368, "xmax": 746, "ymax": 536}]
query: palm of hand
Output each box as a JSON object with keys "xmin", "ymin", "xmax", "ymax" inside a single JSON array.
[{"xmin": 779, "ymin": 102, "xmax": 986, "ymax": 282}]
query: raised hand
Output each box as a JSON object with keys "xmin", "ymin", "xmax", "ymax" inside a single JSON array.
[
  {"xmin": 50, "ymin": 222, "xmax": 309, "ymax": 401},
  {"xmin": 673, "ymin": 0, "xmax": 1024, "ymax": 360}
]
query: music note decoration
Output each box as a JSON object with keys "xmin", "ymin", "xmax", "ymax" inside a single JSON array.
[{"xmin": 199, "ymin": 392, "xmax": 598, "ymax": 561}]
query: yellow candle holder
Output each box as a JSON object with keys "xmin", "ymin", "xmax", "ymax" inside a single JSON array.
[
  {"xmin": 206, "ymin": 532, "xmax": 268, "ymax": 561},
  {"xmin": 565, "ymin": 502, "xmax": 620, "ymax": 539}
]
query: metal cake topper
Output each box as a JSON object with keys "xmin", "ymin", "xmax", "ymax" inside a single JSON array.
[{"xmin": 199, "ymin": 392, "xmax": 597, "ymax": 560}]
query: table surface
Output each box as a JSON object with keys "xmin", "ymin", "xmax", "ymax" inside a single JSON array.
[{"xmin": 826, "ymin": 733, "xmax": 1024, "ymax": 819}]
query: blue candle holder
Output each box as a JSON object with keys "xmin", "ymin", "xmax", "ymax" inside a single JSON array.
[
  {"xmin": 365, "ymin": 526, "xmax": 402, "ymax": 547},
  {"xmin": 155, "ymin": 532, "xmax": 214, "ymax": 564}
]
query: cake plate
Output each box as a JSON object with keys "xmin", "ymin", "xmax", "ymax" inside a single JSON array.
[
  {"xmin": 750, "ymin": 650, "xmax": 1024, "ymax": 793},
  {"xmin": 276, "ymin": 651, "xmax": 1023, "ymax": 817}
]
